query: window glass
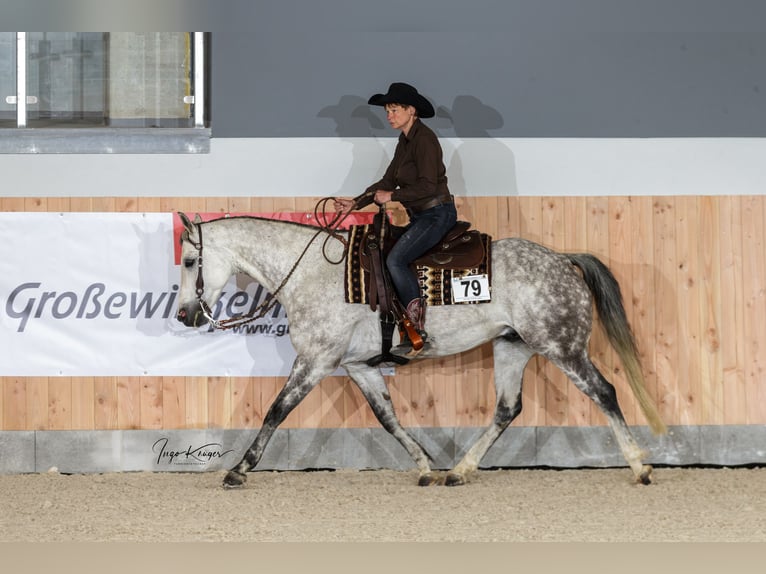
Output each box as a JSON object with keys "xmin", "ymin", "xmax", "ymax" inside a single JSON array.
[
  {"xmin": 25, "ymin": 32, "xmax": 107, "ymax": 127},
  {"xmin": 106, "ymin": 32, "xmax": 193, "ymax": 128}
]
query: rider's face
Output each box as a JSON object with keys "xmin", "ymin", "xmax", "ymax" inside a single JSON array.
[{"xmin": 385, "ymin": 103, "xmax": 416, "ymax": 133}]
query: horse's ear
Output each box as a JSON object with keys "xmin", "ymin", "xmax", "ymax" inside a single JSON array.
[
  {"xmin": 178, "ymin": 212, "xmax": 195, "ymax": 232},
  {"xmin": 193, "ymin": 214, "xmax": 203, "ymax": 224}
]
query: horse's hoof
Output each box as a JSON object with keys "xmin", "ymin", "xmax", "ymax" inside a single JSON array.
[
  {"xmin": 417, "ymin": 472, "xmax": 441, "ymax": 487},
  {"xmin": 637, "ymin": 465, "xmax": 653, "ymax": 485},
  {"xmin": 445, "ymin": 473, "xmax": 466, "ymax": 487},
  {"xmin": 222, "ymin": 470, "xmax": 247, "ymax": 489}
]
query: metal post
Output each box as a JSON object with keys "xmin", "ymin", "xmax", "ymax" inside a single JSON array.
[
  {"xmin": 193, "ymin": 32, "xmax": 205, "ymax": 128},
  {"xmin": 16, "ymin": 32, "xmax": 26, "ymax": 127}
]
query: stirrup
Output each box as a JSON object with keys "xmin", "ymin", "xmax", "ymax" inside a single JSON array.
[{"xmin": 391, "ymin": 329, "xmax": 429, "ymax": 358}]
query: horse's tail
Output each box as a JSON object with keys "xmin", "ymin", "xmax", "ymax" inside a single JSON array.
[{"xmin": 567, "ymin": 253, "xmax": 667, "ymax": 435}]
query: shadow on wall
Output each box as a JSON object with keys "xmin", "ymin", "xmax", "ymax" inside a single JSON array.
[
  {"xmin": 317, "ymin": 95, "xmax": 390, "ymax": 197},
  {"xmin": 316, "ymin": 93, "xmax": 519, "ymax": 223},
  {"xmin": 435, "ymin": 95, "xmax": 519, "ymax": 201}
]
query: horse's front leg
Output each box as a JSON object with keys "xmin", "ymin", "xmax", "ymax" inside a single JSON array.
[
  {"xmin": 344, "ymin": 362, "xmax": 439, "ymax": 486},
  {"xmin": 446, "ymin": 336, "xmax": 533, "ymax": 486},
  {"xmin": 223, "ymin": 355, "xmax": 331, "ymax": 488}
]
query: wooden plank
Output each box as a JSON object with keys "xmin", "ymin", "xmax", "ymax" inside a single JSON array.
[
  {"xmin": 94, "ymin": 377, "xmax": 118, "ymax": 430},
  {"xmin": 138, "ymin": 197, "xmax": 162, "ymax": 213},
  {"xmin": 91, "ymin": 197, "xmax": 116, "ymax": 212},
  {"xmin": 319, "ymin": 377, "xmax": 346, "ymax": 428},
  {"xmin": 207, "ymin": 376, "xmax": 231, "ymax": 428},
  {"xmin": 719, "ymin": 197, "xmax": 747, "ymax": 424},
  {"xmin": 756, "ymin": 197, "xmax": 766, "ymax": 423},
  {"xmin": 652, "ymin": 197, "xmax": 680, "ymax": 424},
  {"xmin": 1, "ymin": 197, "xmax": 25, "ymax": 211},
  {"xmin": 46, "ymin": 197, "xmax": 71, "ymax": 212},
  {"xmin": 674, "ymin": 197, "xmax": 701, "ymax": 424},
  {"xmin": 496, "ymin": 195, "xmax": 521, "ymax": 239},
  {"xmin": 139, "ymin": 376, "xmax": 164, "ymax": 429},
  {"xmin": 117, "ymin": 377, "xmax": 141, "ymax": 429},
  {"xmin": 741, "ymin": 196, "xmax": 766, "ymax": 424},
  {"xmin": 205, "ymin": 197, "xmax": 229, "ymax": 215},
  {"xmin": 629, "ymin": 196, "xmax": 660, "ymax": 428},
  {"xmin": 185, "ymin": 376, "xmax": 208, "ymax": 429},
  {"xmin": 48, "ymin": 377, "xmax": 72, "ymax": 430},
  {"xmin": 71, "ymin": 377, "xmax": 95, "ymax": 430},
  {"xmin": 162, "ymin": 376, "xmax": 187, "ymax": 429},
  {"xmin": 24, "ymin": 197, "xmax": 47, "ymax": 211},
  {"xmin": 115, "ymin": 197, "xmax": 138, "ymax": 213},
  {"xmin": 253, "ymin": 376, "xmax": 278, "ymax": 428},
  {"xmin": 3, "ymin": 378, "xmax": 26, "ymax": 430},
  {"xmin": 295, "ymin": 382, "xmax": 323, "ymax": 429},
  {"xmin": 454, "ymin": 347, "xmax": 481, "ymax": 428},
  {"xmin": 432, "ymin": 354, "xmax": 457, "ymax": 429},
  {"xmin": 69, "ymin": 197, "xmax": 92, "ymax": 212},
  {"xmin": 26, "ymin": 377, "xmax": 48, "ymax": 430},
  {"xmin": 230, "ymin": 377, "xmax": 255, "ymax": 428},
  {"xmin": 410, "ymin": 360, "xmax": 436, "ymax": 428},
  {"xmin": 228, "ymin": 196, "xmax": 252, "ymax": 214},
  {"xmin": 160, "ymin": 196, "xmax": 196, "ymax": 215},
  {"xmin": 697, "ymin": 196, "xmax": 724, "ymax": 424}
]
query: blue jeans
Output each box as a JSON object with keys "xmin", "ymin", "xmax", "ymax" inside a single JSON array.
[{"xmin": 386, "ymin": 202, "xmax": 457, "ymax": 305}]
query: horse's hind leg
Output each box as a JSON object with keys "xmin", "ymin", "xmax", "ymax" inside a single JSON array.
[
  {"xmin": 344, "ymin": 362, "xmax": 439, "ymax": 486},
  {"xmin": 223, "ymin": 355, "xmax": 330, "ymax": 488},
  {"xmin": 558, "ymin": 354, "xmax": 653, "ymax": 484},
  {"xmin": 446, "ymin": 335, "xmax": 534, "ymax": 486}
]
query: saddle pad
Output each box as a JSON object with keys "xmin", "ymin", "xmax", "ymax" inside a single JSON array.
[{"xmin": 344, "ymin": 224, "xmax": 493, "ymax": 306}]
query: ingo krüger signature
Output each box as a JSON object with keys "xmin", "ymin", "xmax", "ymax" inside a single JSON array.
[{"xmin": 152, "ymin": 437, "xmax": 234, "ymax": 466}]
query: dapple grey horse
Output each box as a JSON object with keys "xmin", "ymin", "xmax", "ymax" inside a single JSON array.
[{"xmin": 176, "ymin": 212, "xmax": 665, "ymax": 488}]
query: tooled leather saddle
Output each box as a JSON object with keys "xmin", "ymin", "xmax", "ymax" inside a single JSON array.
[{"xmin": 353, "ymin": 209, "xmax": 489, "ymax": 365}]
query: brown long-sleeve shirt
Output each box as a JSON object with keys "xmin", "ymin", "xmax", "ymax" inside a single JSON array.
[{"xmin": 354, "ymin": 119, "xmax": 450, "ymax": 212}]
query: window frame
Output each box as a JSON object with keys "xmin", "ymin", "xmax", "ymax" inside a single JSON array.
[{"xmin": 0, "ymin": 32, "xmax": 210, "ymax": 154}]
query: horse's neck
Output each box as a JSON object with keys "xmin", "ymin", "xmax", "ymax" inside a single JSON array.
[{"xmin": 213, "ymin": 218, "xmax": 341, "ymax": 293}]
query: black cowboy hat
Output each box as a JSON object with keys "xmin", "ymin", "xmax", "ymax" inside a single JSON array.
[{"xmin": 368, "ymin": 82, "xmax": 435, "ymax": 119}]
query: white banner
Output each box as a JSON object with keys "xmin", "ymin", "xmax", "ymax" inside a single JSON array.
[{"xmin": 0, "ymin": 212, "xmax": 370, "ymax": 377}]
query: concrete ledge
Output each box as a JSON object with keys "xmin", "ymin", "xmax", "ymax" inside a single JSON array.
[
  {"xmin": 1, "ymin": 425, "xmax": 765, "ymax": 474},
  {"xmin": 0, "ymin": 431, "xmax": 35, "ymax": 473},
  {"xmin": 0, "ymin": 128, "xmax": 211, "ymax": 154}
]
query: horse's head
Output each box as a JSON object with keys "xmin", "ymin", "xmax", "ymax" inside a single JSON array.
[{"xmin": 176, "ymin": 212, "xmax": 233, "ymax": 328}]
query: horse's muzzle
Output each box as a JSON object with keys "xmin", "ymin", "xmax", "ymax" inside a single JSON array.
[{"xmin": 177, "ymin": 305, "xmax": 208, "ymax": 327}]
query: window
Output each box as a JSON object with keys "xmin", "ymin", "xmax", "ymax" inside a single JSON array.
[{"xmin": 0, "ymin": 32, "xmax": 209, "ymax": 153}]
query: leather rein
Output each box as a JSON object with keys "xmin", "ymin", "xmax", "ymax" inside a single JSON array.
[{"xmin": 183, "ymin": 198, "xmax": 353, "ymax": 330}]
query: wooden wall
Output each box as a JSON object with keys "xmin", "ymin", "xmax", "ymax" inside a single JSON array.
[{"xmin": 2, "ymin": 195, "xmax": 765, "ymax": 431}]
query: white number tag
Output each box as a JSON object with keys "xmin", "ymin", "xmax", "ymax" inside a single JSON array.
[{"xmin": 451, "ymin": 274, "xmax": 491, "ymax": 303}]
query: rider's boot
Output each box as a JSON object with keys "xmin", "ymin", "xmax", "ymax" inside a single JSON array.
[{"xmin": 392, "ymin": 298, "xmax": 429, "ymax": 357}]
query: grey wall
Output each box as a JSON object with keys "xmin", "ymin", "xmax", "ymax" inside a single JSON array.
[
  {"xmin": 202, "ymin": 0, "xmax": 766, "ymax": 138},
  {"xmin": 3, "ymin": 0, "xmax": 766, "ymax": 138}
]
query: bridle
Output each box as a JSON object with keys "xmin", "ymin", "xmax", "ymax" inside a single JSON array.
[{"xmin": 181, "ymin": 198, "xmax": 353, "ymax": 330}]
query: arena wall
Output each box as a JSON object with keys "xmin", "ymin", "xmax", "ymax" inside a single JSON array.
[{"xmin": 2, "ymin": 1, "xmax": 765, "ymax": 472}]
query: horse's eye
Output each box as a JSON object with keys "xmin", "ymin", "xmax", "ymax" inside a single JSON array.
[{"xmin": 183, "ymin": 258, "xmax": 195, "ymax": 269}]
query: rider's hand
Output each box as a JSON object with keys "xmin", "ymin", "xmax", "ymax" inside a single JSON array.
[
  {"xmin": 334, "ymin": 198, "xmax": 354, "ymax": 213},
  {"xmin": 373, "ymin": 190, "xmax": 393, "ymax": 205}
]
